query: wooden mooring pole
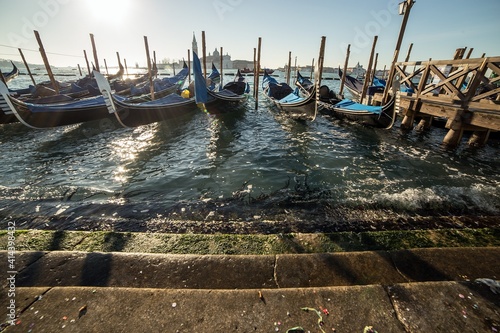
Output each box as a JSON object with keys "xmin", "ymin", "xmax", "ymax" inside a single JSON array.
[
  {"xmin": 201, "ymin": 31, "xmax": 207, "ymax": 79},
  {"xmin": 372, "ymin": 52, "xmax": 379, "ymax": 84},
  {"xmin": 401, "ymin": 43, "xmax": 413, "ymax": 74},
  {"xmin": 339, "ymin": 44, "xmax": 350, "ymax": 96},
  {"xmin": 18, "ymin": 48, "xmax": 36, "ymax": 86},
  {"xmin": 83, "ymin": 50, "xmax": 91, "ymax": 76},
  {"xmin": 253, "ymin": 48, "xmax": 257, "ymax": 98},
  {"xmin": 310, "ymin": 58, "xmax": 314, "ymax": 80},
  {"xmin": 34, "ymin": 30, "xmax": 59, "ymax": 94},
  {"xmin": 89, "ymin": 33, "xmax": 100, "ymax": 72},
  {"xmin": 124, "ymin": 58, "xmax": 129, "ymax": 76},
  {"xmin": 360, "ymin": 35, "xmax": 378, "ymax": 104},
  {"xmin": 286, "ymin": 51, "xmax": 292, "ymax": 86},
  {"xmin": 220, "ymin": 47, "xmax": 223, "ymax": 87},
  {"xmin": 153, "ymin": 51, "xmax": 157, "ymax": 78},
  {"xmin": 314, "ymin": 36, "xmax": 326, "ymax": 121},
  {"xmin": 143, "ymin": 36, "xmax": 154, "ymax": 100},
  {"xmin": 255, "ymin": 37, "xmax": 261, "ymax": 110},
  {"xmin": 382, "ymin": 0, "xmax": 414, "ymax": 104}
]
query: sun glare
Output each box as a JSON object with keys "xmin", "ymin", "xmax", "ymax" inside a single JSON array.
[{"xmin": 86, "ymin": 0, "xmax": 132, "ymax": 24}]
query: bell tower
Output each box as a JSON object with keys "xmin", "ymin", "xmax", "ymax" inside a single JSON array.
[{"xmin": 192, "ymin": 32, "xmax": 198, "ymax": 56}]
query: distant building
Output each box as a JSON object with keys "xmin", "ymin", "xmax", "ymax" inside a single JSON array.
[
  {"xmin": 202, "ymin": 48, "xmax": 232, "ymax": 69},
  {"xmin": 348, "ymin": 62, "xmax": 366, "ymax": 79},
  {"xmin": 175, "ymin": 34, "xmax": 271, "ymax": 71}
]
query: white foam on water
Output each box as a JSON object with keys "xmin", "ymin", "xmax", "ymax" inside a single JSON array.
[{"xmin": 372, "ymin": 187, "xmax": 445, "ymax": 211}]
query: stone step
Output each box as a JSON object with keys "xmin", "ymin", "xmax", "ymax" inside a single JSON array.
[
  {"xmin": 2, "ymin": 281, "xmax": 499, "ymax": 332},
  {"xmin": 2, "ymin": 247, "xmax": 499, "ymax": 289},
  {"xmin": 2, "ymin": 248, "xmax": 499, "ymax": 332}
]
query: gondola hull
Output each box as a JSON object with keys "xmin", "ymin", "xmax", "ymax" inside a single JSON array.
[
  {"xmin": 318, "ymin": 96, "xmax": 395, "ymax": 128},
  {"xmin": 205, "ymin": 89, "xmax": 248, "ymax": 114},
  {"xmin": 7, "ymin": 96, "xmax": 111, "ymax": 128},
  {"xmin": 266, "ymin": 94, "xmax": 316, "ymax": 120},
  {"xmin": 94, "ymin": 70, "xmax": 199, "ymax": 127},
  {"xmin": 0, "ymin": 81, "xmax": 113, "ymax": 128},
  {"xmin": 0, "ymin": 111, "xmax": 18, "ymax": 124},
  {"xmin": 111, "ymin": 95, "xmax": 199, "ymax": 127}
]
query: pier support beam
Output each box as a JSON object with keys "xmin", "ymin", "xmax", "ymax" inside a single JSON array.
[
  {"xmin": 443, "ymin": 128, "xmax": 464, "ymax": 147},
  {"xmin": 415, "ymin": 116, "xmax": 432, "ymax": 132},
  {"xmin": 400, "ymin": 106, "xmax": 415, "ymax": 130},
  {"xmin": 443, "ymin": 109, "xmax": 465, "ymax": 147},
  {"xmin": 468, "ymin": 130, "xmax": 490, "ymax": 147}
]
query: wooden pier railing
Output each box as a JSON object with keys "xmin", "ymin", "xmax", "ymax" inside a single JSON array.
[{"xmin": 378, "ymin": 56, "xmax": 500, "ymax": 146}]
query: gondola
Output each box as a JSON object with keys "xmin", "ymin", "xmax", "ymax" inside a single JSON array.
[
  {"xmin": 0, "ymin": 80, "xmax": 111, "ymax": 128},
  {"xmin": 94, "ymin": 70, "xmax": 198, "ymax": 128},
  {"xmin": 317, "ymin": 85, "xmax": 396, "ymax": 128},
  {"xmin": 261, "ymin": 70, "xmax": 317, "ymax": 121},
  {"xmin": 2, "ymin": 62, "xmax": 20, "ymax": 83},
  {"xmin": 192, "ymin": 53, "xmax": 249, "ymax": 114},
  {"xmin": 124, "ymin": 61, "xmax": 189, "ymax": 100},
  {"xmin": 340, "ymin": 68, "xmax": 385, "ymax": 101}
]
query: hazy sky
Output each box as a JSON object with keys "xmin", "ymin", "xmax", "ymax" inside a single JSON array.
[{"xmin": 1, "ymin": 0, "xmax": 499, "ymax": 69}]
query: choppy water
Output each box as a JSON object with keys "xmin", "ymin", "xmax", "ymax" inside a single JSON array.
[{"xmin": 1, "ymin": 68, "xmax": 499, "ymax": 233}]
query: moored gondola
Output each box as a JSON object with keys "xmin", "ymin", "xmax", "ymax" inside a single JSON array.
[
  {"xmin": 192, "ymin": 52, "xmax": 249, "ymax": 114},
  {"xmin": 261, "ymin": 70, "xmax": 317, "ymax": 121},
  {"xmin": 94, "ymin": 70, "xmax": 199, "ymax": 128},
  {"xmin": 318, "ymin": 84, "xmax": 396, "ymax": 128},
  {"xmin": 0, "ymin": 80, "xmax": 111, "ymax": 128}
]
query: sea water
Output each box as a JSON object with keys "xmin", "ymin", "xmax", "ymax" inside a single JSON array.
[{"xmin": 0, "ymin": 68, "xmax": 499, "ymax": 233}]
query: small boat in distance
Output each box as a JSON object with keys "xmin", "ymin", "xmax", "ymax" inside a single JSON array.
[{"xmin": 240, "ymin": 67, "xmax": 274, "ymax": 75}]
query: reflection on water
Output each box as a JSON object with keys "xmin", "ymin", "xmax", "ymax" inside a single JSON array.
[{"xmin": 0, "ymin": 72, "xmax": 499, "ymax": 232}]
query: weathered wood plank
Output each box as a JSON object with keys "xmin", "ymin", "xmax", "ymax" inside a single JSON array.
[
  {"xmin": 396, "ymin": 56, "xmax": 500, "ymax": 67},
  {"xmin": 468, "ymin": 112, "xmax": 500, "ymax": 131}
]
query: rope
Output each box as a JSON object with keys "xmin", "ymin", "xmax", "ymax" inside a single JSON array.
[{"xmin": 0, "ymin": 44, "xmax": 83, "ymax": 59}]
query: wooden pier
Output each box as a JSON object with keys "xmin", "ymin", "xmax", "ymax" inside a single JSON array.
[{"xmin": 374, "ymin": 55, "xmax": 500, "ymax": 146}]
